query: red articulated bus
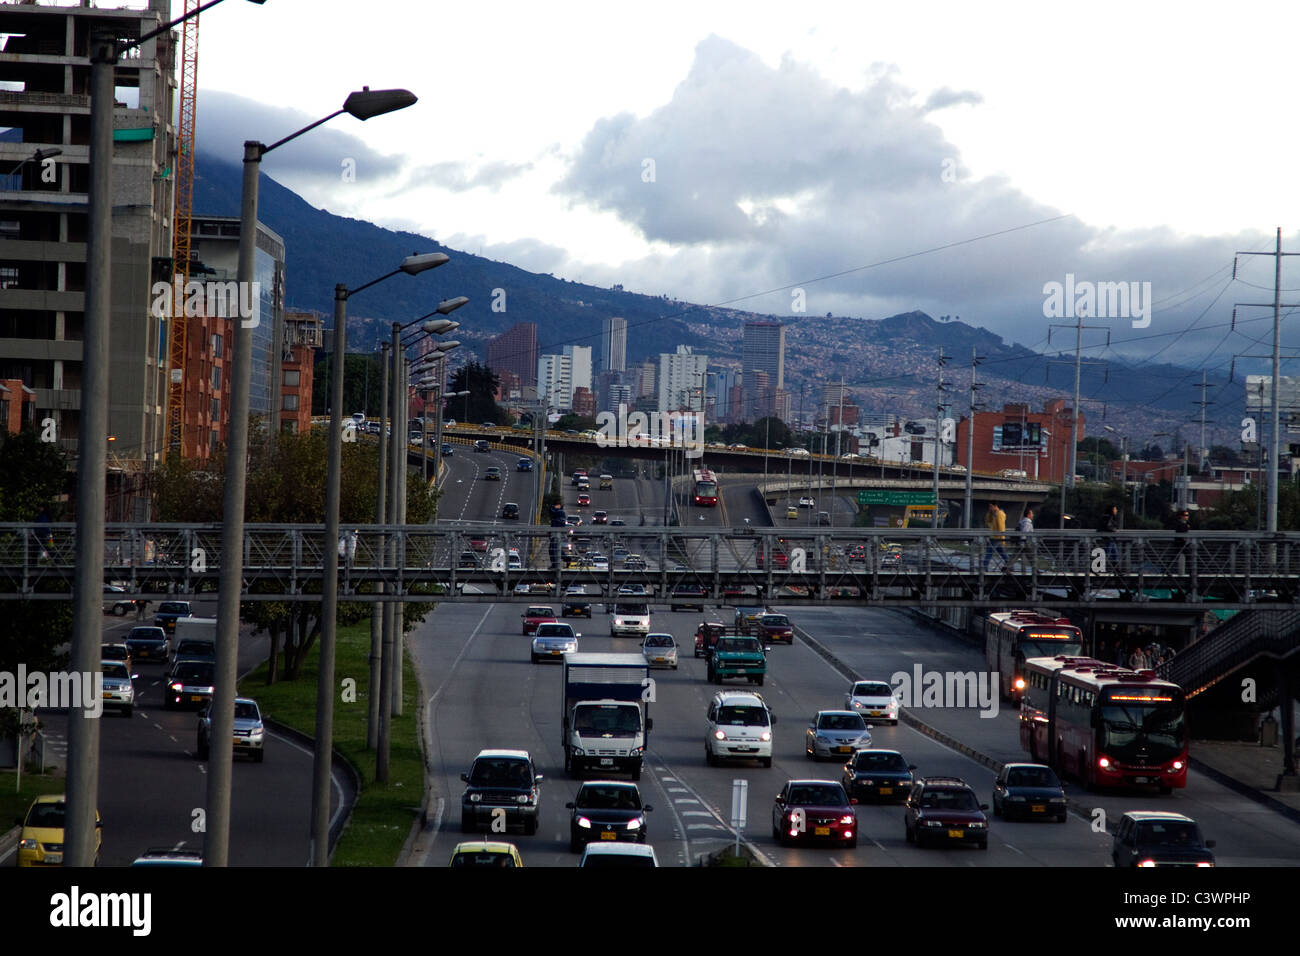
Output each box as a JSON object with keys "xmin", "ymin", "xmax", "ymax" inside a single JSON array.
[
  {"xmin": 983, "ymin": 610, "xmax": 1084, "ymax": 701},
  {"xmin": 1019, "ymin": 656, "xmax": 1187, "ymax": 793},
  {"xmin": 693, "ymin": 468, "xmax": 718, "ymax": 507}
]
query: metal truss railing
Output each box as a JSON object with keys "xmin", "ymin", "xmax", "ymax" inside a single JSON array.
[{"xmin": 3, "ymin": 523, "xmax": 1300, "ymax": 609}]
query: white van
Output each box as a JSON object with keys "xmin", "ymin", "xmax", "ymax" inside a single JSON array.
[
  {"xmin": 705, "ymin": 690, "xmax": 774, "ymax": 767},
  {"xmin": 609, "ymin": 602, "xmax": 650, "ymax": 638}
]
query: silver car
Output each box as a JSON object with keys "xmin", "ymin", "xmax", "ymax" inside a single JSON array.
[
  {"xmin": 100, "ymin": 660, "xmax": 136, "ymax": 717},
  {"xmin": 197, "ymin": 697, "xmax": 265, "ymax": 762},
  {"xmin": 805, "ymin": 710, "xmax": 872, "ymax": 761},
  {"xmin": 531, "ymin": 622, "xmax": 579, "ymax": 663},
  {"xmin": 642, "ymin": 633, "xmax": 678, "ymax": 670}
]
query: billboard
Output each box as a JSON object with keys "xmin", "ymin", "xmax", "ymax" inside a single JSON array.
[{"xmin": 992, "ymin": 421, "xmax": 1042, "ymax": 450}]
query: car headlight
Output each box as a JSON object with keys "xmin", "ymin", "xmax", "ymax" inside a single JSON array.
[
  {"xmin": 571, "ymin": 747, "xmax": 585, "ymax": 756},
  {"xmin": 1137, "ymin": 860, "xmax": 1157, "ymax": 867},
  {"xmin": 1006, "ymin": 795, "xmax": 1025, "ymax": 802},
  {"xmin": 839, "ymin": 815, "xmax": 855, "ymax": 825},
  {"xmin": 969, "ymin": 821, "xmax": 986, "ymax": 829},
  {"xmin": 627, "ymin": 818, "xmax": 643, "ymax": 831},
  {"xmin": 1196, "ymin": 862, "xmax": 1214, "ymax": 868},
  {"xmin": 516, "ymin": 795, "xmax": 529, "ymax": 804},
  {"xmin": 576, "ymin": 816, "xmax": 592, "ymax": 829},
  {"xmin": 760, "ymin": 731, "xmax": 772, "ymax": 742},
  {"xmin": 469, "ymin": 793, "xmax": 482, "ymax": 803},
  {"xmin": 19, "ymin": 838, "xmax": 36, "ymax": 850},
  {"xmin": 714, "ymin": 730, "xmax": 727, "ymax": 740},
  {"xmin": 922, "ymin": 819, "xmax": 944, "ymax": 827},
  {"xmin": 630, "ymin": 746, "xmax": 644, "ymax": 756}
]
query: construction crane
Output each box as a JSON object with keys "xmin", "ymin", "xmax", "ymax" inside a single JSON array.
[{"xmin": 165, "ymin": 0, "xmax": 201, "ymax": 456}]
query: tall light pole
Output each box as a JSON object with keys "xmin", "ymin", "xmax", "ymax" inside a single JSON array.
[
  {"xmin": 1104, "ymin": 425, "xmax": 1129, "ymax": 528},
  {"xmin": 210, "ymin": 88, "xmax": 421, "ymax": 870},
  {"xmin": 67, "ymin": 0, "xmax": 264, "ymax": 871}
]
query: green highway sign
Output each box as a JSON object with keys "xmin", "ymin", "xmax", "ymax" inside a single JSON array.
[{"xmin": 857, "ymin": 490, "xmax": 937, "ymax": 506}]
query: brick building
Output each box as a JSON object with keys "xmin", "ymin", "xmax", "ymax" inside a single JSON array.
[{"xmin": 955, "ymin": 399, "xmax": 1083, "ymax": 482}]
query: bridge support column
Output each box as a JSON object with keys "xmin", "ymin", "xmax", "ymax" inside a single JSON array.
[{"xmin": 1279, "ymin": 664, "xmax": 1298, "ymax": 790}]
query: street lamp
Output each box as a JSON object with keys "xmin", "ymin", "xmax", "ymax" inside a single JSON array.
[
  {"xmin": 68, "ymin": 0, "xmax": 265, "ymax": 870},
  {"xmin": 1104, "ymin": 425, "xmax": 1130, "ymax": 527},
  {"xmin": 218, "ymin": 90, "xmax": 423, "ymax": 871}
]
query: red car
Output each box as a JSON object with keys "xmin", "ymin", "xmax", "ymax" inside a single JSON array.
[
  {"xmin": 576, "ymin": 493, "xmax": 591, "ymax": 507},
  {"xmin": 756, "ymin": 612, "xmax": 794, "ymax": 644},
  {"xmin": 755, "ymin": 547, "xmax": 789, "ymax": 570},
  {"xmin": 469, "ymin": 537, "xmax": 489, "ymax": 552},
  {"xmin": 772, "ymin": 779, "xmax": 858, "ymax": 848},
  {"xmin": 592, "ymin": 510, "xmax": 608, "ymax": 524},
  {"xmin": 521, "ymin": 605, "xmax": 558, "ymax": 635}
]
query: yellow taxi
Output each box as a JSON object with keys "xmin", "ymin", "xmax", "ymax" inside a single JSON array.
[
  {"xmin": 785, "ymin": 506, "xmax": 798, "ymax": 519},
  {"xmin": 17, "ymin": 793, "xmax": 101, "ymax": 867},
  {"xmin": 448, "ymin": 841, "xmax": 523, "ymax": 868}
]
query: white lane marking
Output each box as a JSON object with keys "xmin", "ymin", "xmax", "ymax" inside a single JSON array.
[
  {"xmin": 673, "ymin": 797, "xmax": 702, "ymax": 804},
  {"xmin": 1003, "ymin": 842, "xmax": 1024, "ymax": 855}
]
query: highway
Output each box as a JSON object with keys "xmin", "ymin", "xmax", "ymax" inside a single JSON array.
[
  {"xmin": 4, "ymin": 600, "xmax": 349, "ymax": 867},
  {"xmin": 404, "ymin": 463, "xmax": 1300, "ymax": 868}
]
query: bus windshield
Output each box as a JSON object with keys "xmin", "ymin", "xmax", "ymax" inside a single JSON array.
[
  {"xmin": 695, "ymin": 481, "xmax": 718, "ymax": 496},
  {"xmin": 1098, "ymin": 697, "xmax": 1186, "ymax": 764},
  {"xmin": 1018, "ymin": 638, "xmax": 1083, "ymax": 660}
]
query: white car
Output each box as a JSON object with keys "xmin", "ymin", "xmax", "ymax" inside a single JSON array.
[
  {"xmin": 100, "ymin": 660, "xmax": 136, "ymax": 717},
  {"xmin": 578, "ymin": 842, "xmax": 658, "ymax": 867},
  {"xmin": 786, "ymin": 447, "xmax": 810, "ymax": 457},
  {"xmin": 844, "ymin": 680, "xmax": 901, "ymax": 725},
  {"xmin": 507, "ymin": 549, "xmax": 523, "ymax": 571},
  {"xmin": 610, "ymin": 602, "xmax": 650, "ymax": 638},
  {"xmin": 798, "ymin": 496, "xmax": 815, "ymax": 509}
]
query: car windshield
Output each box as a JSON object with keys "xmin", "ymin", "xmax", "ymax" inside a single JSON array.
[
  {"xmin": 234, "ymin": 702, "xmax": 260, "ymax": 721},
  {"xmin": 535, "ymin": 625, "xmax": 574, "ymax": 638},
  {"xmin": 159, "ymin": 602, "xmax": 189, "ymax": 614},
  {"xmin": 573, "ymin": 705, "xmax": 641, "ymax": 736},
  {"xmin": 580, "ymin": 853, "xmax": 655, "ymax": 868},
  {"xmin": 101, "ymin": 662, "xmax": 129, "ymax": 679},
  {"xmin": 128, "ymin": 628, "xmax": 164, "ymax": 640},
  {"xmin": 1007, "ymin": 767, "xmax": 1060, "ymax": 788},
  {"xmin": 645, "ymin": 635, "xmax": 674, "ymax": 647},
  {"xmin": 451, "ymin": 850, "xmax": 517, "ymax": 867},
  {"xmin": 920, "ymin": 789, "xmax": 979, "ymax": 811},
  {"xmin": 787, "ymin": 785, "xmax": 846, "ymax": 806},
  {"xmin": 174, "ymin": 664, "xmax": 214, "ymax": 682},
  {"xmin": 177, "ymin": 641, "xmax": 213, "ymax": 655},
  {"xmin": 101, "ymin": 645, "xmax": 128, "ymax": 659},
  {"xmin": 1136, "ymin": 821, "xmax": 1201, "ymax": 846},
  {"xmin": 469, "ymin": 759, "xmax": 532, "ymax": 787},
  {"xmin": 819, "ymin": 714, "xmax": 866, "ymax": 731},
  {"xmin": 718, "ymin": 639, "xmax": 760, "ymax": 653},
  {"xmin": 853, "ymin": 683, "xmax": 894, "ymax": 697},
  {"xmin": 613, "ymin": 604, "xmax": 648, "ymax": 616},
  {"xmin": 526, "ymin": 608, "xmax": 552, "ymax": 617},
  {"xmin": 578, "ymin": 786, "xmax": 642, "ymax": 810},
  {"xmin": 760, "ymin": 615, "xmax": 789, "ymax": 627},
  {"xmin": 718, "ymin": 705, "xmax": 768, "ymax": 726},
  {"xmin": 854, "ymin": 752, "xmax": 907, "ymax": 771},
  {"xmin": 26, "ymin": 801, "xmax": 65, "ymax": 828}
]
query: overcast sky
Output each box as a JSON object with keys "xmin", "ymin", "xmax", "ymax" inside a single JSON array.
[{"xmin": 171, "ymin": 0, "xmax": 1300, "ymax": 374}]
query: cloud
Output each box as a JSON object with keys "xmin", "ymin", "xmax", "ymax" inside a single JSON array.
[
  {"xmin": 546, "ymin": 35, "xmax": 1264, "ymax": 365},
  {"xmin": 409, "ymin": 158, "xmax": 534, "ymax": 192},
  {"xmin": 922, "ymin": 86, "xmax": 984, "ymax": 112}
]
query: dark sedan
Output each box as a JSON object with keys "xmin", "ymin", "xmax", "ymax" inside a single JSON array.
[
  {"xmin": 567, "ymin": 781, "xmax": 653, "ymax": 852},
  {"xmin": 841, "ymin": 749, "xmax": 916, "ymax": 802},
  {"xmin": 124, "ymin": 626, "xmax": 169, "ymax": 663},
  {"xmin": 164, "ymin": 659, "xmax": 215, "ymax": 710},
  {"xmin": 992, "ymin": 763, "xmax": 1068, "ymax": 822},
  {"xmin": 904, "ymin": 777, "xmax": 989, "ymax": 849},
  {"xmin": 772, "ymin": 779, "xmax": 857, "ymax": 848}
]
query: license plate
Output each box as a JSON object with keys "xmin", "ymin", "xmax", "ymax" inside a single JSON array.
[
  {"xmin": 1032, "ymin": 805, "xmax": 1046, "ymax": 813},
  {"xmin": 655, "ymin": 657, "xmax": 667, "ymax": 663},
  {"xmin": 948, "ymin": 829, "xmax": 964, "ymax": 839},
  {"xmin": 550, "ymin": 650, "xmax": 562, "ymax": 655},
  {"xmin": 879, "ymin": 787, "xmax": 893, "ymax": 795},
  {"xmin": 814, "ymin": 827, "xmax": 830, "ymax": 836},
  {"xmin": 735, "ymin": 668, "xmax": 746, "ymax": 674},
  {"xmin": 870, "ymin": 710, "xmax": 884, "ymax": 716},
  {"xmin": 233, "ymin": 738, "xmax": 243, "ymax": 745},
  {"xmin": 600, "ymin": 831, "xmax": 617, "ymax": 840},
  {"xmin": 190, "ymin": 695, "xmax": 203, "ymax": 702},
  {"xmin": 102, "ymin": 691, "xmax": 112, "ymax": 698},
  {"xmin": 44, "ymin": 852, "xmax": 62, "ymax": 865},
  {"xmin": 836, "ymin": 746, "xmax": 853, "ymax": 753},
  {"xmin": 600, "ymin": 758, "xmax": 613, "ymax": 766},
  {"xmin": 1134, "ymin": 776, "xmax": 1150, "ymax": 784}
]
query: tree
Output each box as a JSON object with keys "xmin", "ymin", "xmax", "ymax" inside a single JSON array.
[
  {"xmin": 155, "ymin": 425, "xmax": 437, "ymax": 682},
  {"xmin": 0, "ymin": 428, "xmax": 73, "ymax": 735},
  {"xmin": 449, "ymin": 362, "xmax": 513, "ymax": 425},
  {"xmin": 312, "ymin": 352, "xmax": 386, "ymax": 417}
]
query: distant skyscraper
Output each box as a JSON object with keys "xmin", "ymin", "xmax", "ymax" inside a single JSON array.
[
  {"xmin": 601, "ymin": 316, "xmax": 627, "ymax": 373},
  {"xmin": 487, "ymin": 322, "xmax": 538, "ymax": 387},
  {"xmin": 562, "ymin": 344, "xmax": 592, "ymax": 394},
  {"xmin": 742, "ymin": 321, "xmax": 785, "ymax": 390},
  {"xmin": 658, "ymin": 346, "xmax": 708, "ymax": 413}
]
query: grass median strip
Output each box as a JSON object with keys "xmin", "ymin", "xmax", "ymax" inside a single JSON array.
[{"xmin": 238, "ymin": 620, "xmax": 422, "ymax": 866}]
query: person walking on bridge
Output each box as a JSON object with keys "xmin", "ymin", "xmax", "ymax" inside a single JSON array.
[{"xmin": 983, "ymin": 501, "xmax": 1008, "ymax": 571}]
